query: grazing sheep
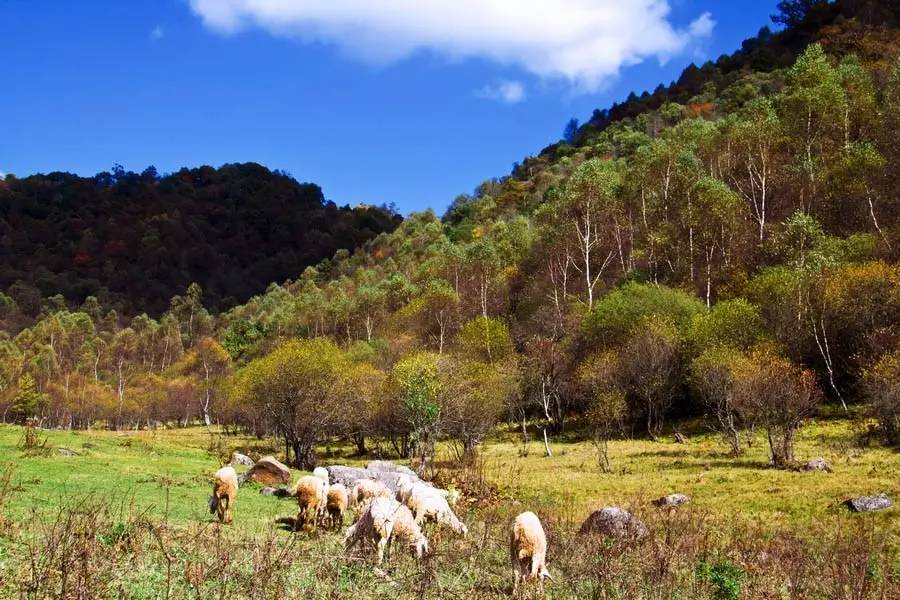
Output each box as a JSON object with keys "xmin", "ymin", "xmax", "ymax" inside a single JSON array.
[
  {"xmin": 326, "ymin": 483, "xmax": 349, "ymax": 529},
  {"xmin": 312, "ymin": 466, "xmax": 330, "ymax": 485},
  {"xmin": 209, "ymin": 466, "xmax": 238, "ymax": 524},
  {"xmin": 350, "ymin": 478, "xmax": 393, "ymax": 512},
  {"xmin": 406, "ymin": 487, "xmax": 468, "ymax": 536},
  {"xmin": 344, "ymin": 497, "xmax": 428, "ymax": 566},
  {"xmin": 510, "ymin": 511, "xmax": 552, "ymax": 597},
  {"xmin": 396, "ymin": 477, "xmax": 449, "ymax": 505},
  {"xmin": 292, "ymin": 475, "xmax": 326, "ymax": 532}
]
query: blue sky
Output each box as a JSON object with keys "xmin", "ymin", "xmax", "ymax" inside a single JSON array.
[{"xmin": 1, "ymin": 1, "xmax": 779, "ymax": 214}]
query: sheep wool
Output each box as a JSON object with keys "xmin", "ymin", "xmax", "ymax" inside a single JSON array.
[
  {"xmin": 209, "ymin": 466, "xmax": 238, "ymax": 525},
  {"xmin": 326, "ymin": 483, "xmax": 349, "ymax": 529},
  {"xmin": 350, "ymin": 478, "xmax": 392, "ymax": 512},
  {"xmin": 406, "ymin": 488, "xmax": 468, "ymax": 536},
  {"xmin": 293, "ymin": 475, "xmax": 326, "ymax": 532},
  {"xmin": 510, "ymin": 511, "xmax": 552, "ymax": 596},
  {"xmin": 345, "ymin": 497, "xmax": 428, "ymax": 566}
]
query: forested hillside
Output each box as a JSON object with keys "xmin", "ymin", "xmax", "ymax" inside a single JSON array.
[
  {"xmin": 0, "ymin": 163, "xmax": 401, "ymax": 317},
  {"xmin": 1, "ymin": 0, "xmax": 898, "ymax": 471}
]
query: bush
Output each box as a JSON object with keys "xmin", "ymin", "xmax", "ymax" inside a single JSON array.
[{"xmin": 863, "ymin": 350, "xmax": 900, "ymax": 444}]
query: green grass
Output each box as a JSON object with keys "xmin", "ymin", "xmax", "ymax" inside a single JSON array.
[{"xmin": 0, "ymin": 419, "xmax": 897, "ymax": 529}]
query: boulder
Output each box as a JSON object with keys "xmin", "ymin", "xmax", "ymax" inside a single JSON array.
[
  {"xmin": 244, "ymin": 456, "xmax": 291, "ymax": 486},
  {"xmin": 231, "ymin": 452, "xmax": 255, "ymax": 467},
  {"xmin": 845, "ymin": 493, "xmax": 893, "ymax": 513},
  {"xmin": 259, "ymin": 486, "xmax": 291, "ymax": 497},
  {"xmin": 57, "ymin": 447, "xmax": 77, "ymax": 457},
  {"xmin": 325, "ymin": 465, "xmax": 372, "ymax": 489},
  {"xmin": 260, "ymin": 486, "xmax": 278, "ymax": 496},
  {"xmin": 652, "ymin": 493, "xmax": 689, "ymax": 509},
  {"xmin": 579, "ymin": 508, "xmax": 648, "ymax": 540},
  {"xmin": 801, "ymin": 458, "xmax": 832, "ymax": 473},
  {"xmin": 366, "ymin": 460, "xmax": 417, "ymax": 478}
]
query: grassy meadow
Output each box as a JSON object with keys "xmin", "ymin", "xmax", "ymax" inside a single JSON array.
[{"xmin": 0, "ymin": 419, "xmax": 896, "ymax": 598}]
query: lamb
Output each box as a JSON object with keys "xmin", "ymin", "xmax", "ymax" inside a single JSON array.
[
  {"xmin": 344, "ymin": 496, "xmax": 428, "ymax": 566},
  {"xmin": 509, "ymin": 511, "xmax": 552, "ymax": 597},
  {"xmin": 292, "ymin": 475, "xmax": 326, "ymax": 532},
  {"xmin": 350, "ymin": 478, "xmax": 393, "ymax": 512},
  {"xmin": 312, "ymin": 466, "xmax": 330, "ymax": 522},
  {"xmin": 326, "ymin": 482, "xmax": 349, "ymax": 529},
  {"xmin": 405, "ymin": 487, "xmax": 468, "ymax": 536},
  {"xmin": 209, "ymin": 465, "xmax": 238, "ymax": 524}
]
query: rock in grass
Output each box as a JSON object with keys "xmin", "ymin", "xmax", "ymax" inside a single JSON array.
[
  {"xmin": 579, "ymin": 507, "xmax": 648, "ymax": 540},
  {"xmin": 366, "ymin": 460, "xmax": 417, "ymax": 478},
  {"xmin": 244, "ymin": 456, "xmax": 291, "ymax": 486},
  {"xmin": 231, "ymin": 452, "xmax": 255, "ymax": 467},
  {"xmin": 57, "ymin": 447, "xmax": 77, "ymax": 456},
  {"xmin": 652, "ymin": 493, "xmax": 689, "ymax": 509},
  {"xmin": 845, "ymin": 493, "xmax": 892, "ymax": 513},
  {"xmin": 260, "ymin": 487, "xmax": 277, "ymax": 496},
  {"xmin": 801, "ymin": 458, "xmax": 832, "ymax": 473},
  {"xmin": 325, "ymin": 465, "xmax": 372, "ymax": 489}
]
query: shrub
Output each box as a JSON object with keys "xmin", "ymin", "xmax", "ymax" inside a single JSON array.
[{"xmin": 862, "ymin": 350, "xmax": 900, "ymax": 444}]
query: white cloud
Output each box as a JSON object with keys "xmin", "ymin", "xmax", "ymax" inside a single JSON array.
[
  {"xmin": 188, "ymin": 1, "xmax": 715, "ymax": 91},
  {"xmin": 688, "ymin": 12, "xmax": 715, "ymax": 38},
  {"xmin": 476, "ymin": 80, "xmax": 526, "ymax": 104},
  {"xmin": 150, "ymin": 25, "xmax": 165, "ymax": 40}
]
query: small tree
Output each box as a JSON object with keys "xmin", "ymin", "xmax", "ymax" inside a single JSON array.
[
  {"xmin": 863, "ymin": 350, "xmax": 900, "ymax": 445},
  {"xmin": 690, "ymin": 347, "xmax": 744, "ymax": 455},
  {"xmin": 390, "ymin": 352, "xmax": 443, "ymax": 475},
  {"xmin": 232, "ymin": 338, "xmax": 349, "ymax": 469},
  {"xmin": 12, "ymin": 374, "xmax": 45, "ymax": 423},
  {"xmin": 732, "ymin": 351, "xmax": 821, "ymax": 467},
  {"xmin": 620, "ymin": 315, "xmax": 681, "ymax": 439},
  {"xmin": 578, "ymin": 351, "xmax": 624, "ymax": 471}
]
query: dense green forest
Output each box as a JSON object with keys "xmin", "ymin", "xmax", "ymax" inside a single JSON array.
[
  {"xmin": 0, "ymin": 163, "xmax": 401, "ymax": 316},
  {"xmin": 1, "ymin": 0, "xmax": 898, "ymax": 469}
]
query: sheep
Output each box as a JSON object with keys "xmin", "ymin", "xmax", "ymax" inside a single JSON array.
[
  {"xmin": 405, "ymin": 487, "xmax": 468, "ymax": 536},
  {"xmin": 395, "ymin": 477, "xmax": 449, "ymax": 505},
  {"xmin": 350, "ymin": 478, "xmax": 393, "ymax": 512},
  {"xmin": 292, "ymin": 475, "xmax": 326, "ymax": 532},
  {"xmin": 312, "ymin": 466, "xmax": 329, "ymax": 485},
  {"xmin": 326, "ymin": 482, "xmax": 349, "ymax": 529},
  {"xmin": 509, "ymin": 511, "xmax": 552, "ymax": 597},
  {"xmin": 209, "ymin": 466, "xmax": 238, "ymax": 524},
  {"xmin": 344, "ymin": 497, "xmax": 428, "ymax": 566}
]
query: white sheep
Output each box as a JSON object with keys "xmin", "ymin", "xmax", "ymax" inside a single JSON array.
[
  {"xmin": 344, "ymin": 496, "xmax": 428, "ymax": 565},
  {"xmin": 396, "ymin": 477, "xmax": 449, "ymax": 505},
  {"xmin": 350, "ymin": 478, "xmax": 393, "ymax": 513},
  {"xmin": 209, "ymin": 465, "xmax": 238, "ymax": 524},
  {"xmin": 510, "ymin": 511, "xmax": 552, "ymax": 597},
  {"xmin": 405, "ymin": 487, "xmax": 468, "ymax": 536}
]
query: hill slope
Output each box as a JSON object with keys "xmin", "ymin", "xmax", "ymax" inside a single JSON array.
[{"xmin": 0, "ymin": 163, "xmax": 401, "ymax": 317}]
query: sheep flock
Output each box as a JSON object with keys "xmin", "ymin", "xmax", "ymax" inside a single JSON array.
[{"xmin": 209, "ymin": 458, "xmax": 561, "ymax": 596}]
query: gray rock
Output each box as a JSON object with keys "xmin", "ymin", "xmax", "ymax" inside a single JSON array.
[
  {"xmin": 653, "ymin": 493, "xmax": 690, "ymax": 508},
  {"xmin": 801, "ymin": 458, "xmax": 833, "ymax": 473},
  {"xmin": 244, "ymin": 456, "xmax": 291, "ymax": 486},
  {"xmin": 845, "ymin": 493, "xmax": 892, "ymax": 513},
  {"xmin": 325, "ymin": 465, "xmax": 372, "ymax": 489},
  {"xmin": 579, "ymin": 508, "xmax": 648, "ymax": 539},
  {"xmin": 57, "ymin": 447, "xmax": 77, "ymax": 457},
  {"xmin": 231, "ymin": 452, "xmax": 255, "ymax": 467},
  {"xmin": 366, "ymin": 460, "xmax": 417, "ymax": 478},
  {"xmin": 260, "ymin": 487, "xmax": 278, "ymax": 496}
]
